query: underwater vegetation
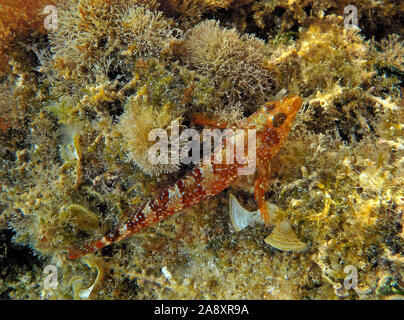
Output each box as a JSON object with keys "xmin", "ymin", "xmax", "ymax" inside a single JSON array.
[{"xmin": 0, "ymin": 0, "xmax": 403, "ymax": 299}]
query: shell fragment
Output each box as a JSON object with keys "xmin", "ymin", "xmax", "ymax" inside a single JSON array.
[{"xmin": 229, "ymin": 194, "xmax": 307, "ymax": 252}]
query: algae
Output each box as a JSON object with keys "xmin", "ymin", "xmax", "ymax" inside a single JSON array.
[{"xmin": 0, "ymin": 0, "xmax": 402, "ymax": 300}]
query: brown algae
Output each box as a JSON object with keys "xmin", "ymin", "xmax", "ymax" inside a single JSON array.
[{"xmin": 0, "ymin": 0, "xmax": 402, "ymax": 299}]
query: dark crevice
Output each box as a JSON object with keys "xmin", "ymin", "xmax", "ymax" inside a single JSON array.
[
  {"xmin": 107, "ymin": 100, "xmax": 124, "ymax": 123},
  {"xmin": 0, "ymin": 228, "xmax": 44, "ymax": 299}
]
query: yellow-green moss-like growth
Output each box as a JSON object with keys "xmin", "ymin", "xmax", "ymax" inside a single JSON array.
[
  {"xmin": 183, "ymin": 20, "xmax": 275, "ymax": 109},
  {"xmin": 0, "ymin": 0, "xmax": 403, "ymax": 300}
]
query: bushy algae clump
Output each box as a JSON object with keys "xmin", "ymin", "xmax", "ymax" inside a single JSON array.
[
  {"xmin": 182, "ymin": 19, "xmax": 275, "ymax": 108},
  {"xmin": 0, "ymin": 0, "xmax": 403, "ymax": 299}
]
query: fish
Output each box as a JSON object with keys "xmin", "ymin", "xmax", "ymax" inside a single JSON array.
[{"xmin": 67, "ymin": 95, "xmax": 303, "ymax": 258}]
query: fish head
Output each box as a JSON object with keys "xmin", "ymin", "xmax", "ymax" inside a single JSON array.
[
  {"xmin": 263, "ymin": 95, "xmax": 302, "ymax": 135},
  {"xmin": 248, "ymin": 95, "xmax": 303, "ymax": 157}
]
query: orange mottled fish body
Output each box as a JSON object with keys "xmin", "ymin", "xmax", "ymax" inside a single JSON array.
[{"xmin": 68, "ymin": 95, "xmax": 302, "ymax": 259}]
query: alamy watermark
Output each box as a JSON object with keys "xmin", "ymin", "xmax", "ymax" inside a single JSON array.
[
  {"xmin": 147, "ymin": 121, "xmax": 257, "ymax": 175},
  {"xmin": 333, "ymin": 264, "xmax": 359, "ymax": 297},
  {"xmin": 43, "ymin": 5, "xmax": 58, "ymax": 31},
  {"xmin": 43, "ymin": 264, "xmax": 58, "ymax": 290},
  {"xmin": 343, "ymin": 265, "xmax": 358, "ymax": 291},
  {"xmin": 344, "ymin": 5, "xmax": 359, "ymax": 30}
]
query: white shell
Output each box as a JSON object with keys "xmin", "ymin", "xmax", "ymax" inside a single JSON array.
[
  {"xmin": 229, "ymin": 193, "xmax": 261, "ymax": 231},
  {"xmin": 264, "ymin": 220, "xmax": 308, "ymax": 252},
  {"xmin": 229, "ymin": 193, "xmax": 307, "ymax": 252}
]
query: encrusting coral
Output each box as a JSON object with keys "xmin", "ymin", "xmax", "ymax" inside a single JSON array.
[{"xmin": 0, "ymin": 0, "xmax": 403, "ymax": 300}]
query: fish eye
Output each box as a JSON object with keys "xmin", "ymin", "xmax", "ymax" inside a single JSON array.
[{"xmin": 272, "ymin": 113, "xmax": 287, "ymax": 128}]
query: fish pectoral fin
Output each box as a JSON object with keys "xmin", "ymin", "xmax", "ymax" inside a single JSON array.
[
  {"xmin": 254, "ymin": 177, "xmax": 272, "ymax": 227},
  {"xmin": 259, "ymin": 201, "xmax": 271, "ymax": 227}
]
